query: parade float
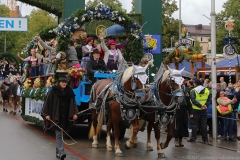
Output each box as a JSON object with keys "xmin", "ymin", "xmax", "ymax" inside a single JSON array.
[
  {"xmin": 163, "ymin": 28, "xmax": 208, "ymax": 76},
  {"xmin": 20, "ymin": 4, "xmax": 144, "ymax": 125}
]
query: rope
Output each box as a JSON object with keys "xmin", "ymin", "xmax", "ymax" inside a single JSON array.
[
  {"xmin": 206, "ymin": 113, "xmax": 240, "ymax": 121},
  {"xmin": 46, "ymin": 107, "xmax": 94, "ymax": 146},
  {"xmin": 49, "ymin": 119, "xmax": 77, "ymax": 146}
]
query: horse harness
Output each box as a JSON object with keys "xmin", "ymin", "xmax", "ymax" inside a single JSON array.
[
  {"xmin": 90, "ymin": 70, "xmax": 147, "ymax": 122},
  {"xmin": 139, "ymin": 71, "xmax": 184, "ymax": 128}
]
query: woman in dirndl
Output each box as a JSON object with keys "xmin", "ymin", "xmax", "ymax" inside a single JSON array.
[{"xmin": 99, "ymin": 36, "xmax": 123, "ymax": 70}]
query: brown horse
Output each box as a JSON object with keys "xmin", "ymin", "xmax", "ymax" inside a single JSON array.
[
  {"xmin": 125, "ymin": 66, "xmax": 185, "ymax": 158},
  {"xmin": 88, "ymin": 64, "xmax": 149, "ymax": 156}
]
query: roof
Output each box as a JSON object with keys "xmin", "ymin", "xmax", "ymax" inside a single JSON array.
[
  {"xmin": 216, "ymin": 56, "xmax": 240, "ymax": 67},
  {"xmin": 169, "ymin": 60, "xmax": 211, "ymax": 72},
  {"xmin": 185, "ymin": 24, "xmax": 211, "ymax": 36}
]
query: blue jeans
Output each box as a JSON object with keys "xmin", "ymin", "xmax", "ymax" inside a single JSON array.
[
  {"xmin": 43, "ymin": 64, "xmax": 48, "ymax": 75},
  {"xmin": 217, "ymin": 116, "xmax": 224, "ymax": 136},
  {"xmin": 55, "ymin": 130, "xmax": 64, "ymax": 154},
  {"xmin": 223, "ymin": 112, "xmax": 234, "ymax": 138}
]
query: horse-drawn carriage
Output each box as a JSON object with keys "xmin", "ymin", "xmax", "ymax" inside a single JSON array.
[{"xmin": 20, "ymin": 3, "xmax": 189, "ymax": 158}]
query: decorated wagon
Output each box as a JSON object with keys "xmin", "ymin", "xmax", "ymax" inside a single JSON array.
[{"xmin": 20, "ymin": 4, "xmax": 145, "ymax": 137}]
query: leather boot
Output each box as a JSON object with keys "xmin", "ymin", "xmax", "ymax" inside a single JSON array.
[
  {"xmin": 179, "ymin": 139, "xmax": 184, "ymax": 147},
  {"xmin": 174, "ymin": 138, "xmax": 179, "ymax": 147}
]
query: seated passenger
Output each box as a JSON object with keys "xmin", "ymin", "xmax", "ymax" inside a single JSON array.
[
  {"xmin": 86, "ymin": 49, "xmax": 108, "ymax": 83},
  {"xmin": 81, "ymin": 37, "xmax": 94, "ymax": 69},
  {"xmin": 99, "ymin": 36, "xmax": 123, "ymax": 70}
]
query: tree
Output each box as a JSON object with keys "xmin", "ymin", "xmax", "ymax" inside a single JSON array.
[
  {"xmin": 216, "ymin": 0, "xmax": 240, "ymax": 54},
  {"xmin": 162, "ymin": 0, "xmax": 181, "ymax": 48},
  {"xmin": 130, "ymin": 0, "xmax": 135, "ymax": 14},
  {"xmin": 0, "ymin": 4, "xmax": 10, "ymax": 16},
  {"xmin": 86, "ymin": 0, "xmax": 123, "ymax": 11}
]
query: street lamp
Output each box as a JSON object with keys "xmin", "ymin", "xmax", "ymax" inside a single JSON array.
[{"xmin": 202, "ymin": 14, "xmax": 211, "ymax": 25}]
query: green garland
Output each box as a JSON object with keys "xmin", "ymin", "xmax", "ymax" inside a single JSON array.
[
  {"xmin": 39, "ymin": 25, "xmax": 57, "ymax": 41},
  {"xmin": 22, "ymin": 115, "xmax": 44, "ymax": 127}
]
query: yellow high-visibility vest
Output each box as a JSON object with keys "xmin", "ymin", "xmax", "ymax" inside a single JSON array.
[{"xmin": 190, "ymin": 88, "xmax": 210, "ymax": 110}]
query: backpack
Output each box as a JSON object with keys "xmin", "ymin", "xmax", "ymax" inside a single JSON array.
[{"xmin": 75, "ymin": 46, "xmax": 82, "ymax": 60}]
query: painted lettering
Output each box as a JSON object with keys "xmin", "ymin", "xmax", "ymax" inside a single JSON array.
[
  {"xmin": 0, "ymin": 20, "xmax": 4, "ymax": 28},
  {"xmin": 6, "ymin": 20, "xmax": 14, "ymax": 28}
]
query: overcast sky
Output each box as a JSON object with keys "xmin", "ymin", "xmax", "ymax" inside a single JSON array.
[{"xmin": 1, "ymin": 0, "xmax": 228, "ymax": 25}]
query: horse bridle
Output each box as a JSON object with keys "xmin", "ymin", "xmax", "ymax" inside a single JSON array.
[
  {"xmin": 116, "ymin": 71, "xmax": 146, "ymax": 106},
  {"xmin": 153, "ymin": 73, "xmax": 184, "ymax": 112}
]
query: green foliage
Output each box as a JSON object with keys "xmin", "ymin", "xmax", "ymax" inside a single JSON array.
[
  {"xmin": 86, "ymin": 0, "xmax": 123, "ymax": 11},
  {"xmin": 189, "ymin": 40, "xmax": 202, "ymax": 54},
  {"xmin": 130, "ymin": 0, "xmax": 135, "ymax": 14},
  {"xmin": 21, "ymin": 88, "xmax": 32, "ymax": 98},
  {"xmin": 22, "ymin": 115, "xmax": 44, "ymax": 126},
  {"xmin": 17, "ymin": 0, "xmax": 63, "ymax": 16},
  {"xmin": 0, "ymin": 4, "xmax": 10, "ymax": 16},
  {"xmin": 27, "ymin": 9, "xmax": 58, "ymax": 39},
  {"xmin": 163, "ymin": 39, "xmax": 202, "ymax": 64},
  {"xmin": 39, "ymin": 26, "xmax": 57, "ymax": 40},
  {"xmin": 216, "ymin": 0, "xmax": 240, "ymax": 54},
  {"xmin": 162, "ymin": 0, "xmax": 181, "ymax": 48}
]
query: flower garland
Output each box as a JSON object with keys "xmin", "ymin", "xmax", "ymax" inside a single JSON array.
[{"xmin": 49, "ymin": 4, "xmax": 144, "ymax": 63}]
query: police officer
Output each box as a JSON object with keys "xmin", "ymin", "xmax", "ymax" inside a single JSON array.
[{"xmin": 187, "ymin": 79, "xmax": 211, "ymax": 143}]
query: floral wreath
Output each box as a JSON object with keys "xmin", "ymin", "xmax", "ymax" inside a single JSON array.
[{"xmin": 49, "ymin": 3, "xmax": 144, "ymax": 63}]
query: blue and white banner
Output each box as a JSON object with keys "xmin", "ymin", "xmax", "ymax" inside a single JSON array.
[{"xmin": 0, "ymin": 17, "xmax": 28, "ymax": 31}]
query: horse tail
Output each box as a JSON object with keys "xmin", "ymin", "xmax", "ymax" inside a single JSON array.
[
  {"xmin": 88, "ymin": 113, "xmax": 104, "ymax": 139},
  {"xmin": 96, "ymin": 113, "xmax": 104, "ymax": 137},
  {"xmin": 88, "ymin": 122, "xmax": 94, "ymax": 139}
]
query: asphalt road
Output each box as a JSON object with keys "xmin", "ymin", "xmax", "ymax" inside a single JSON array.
[{"xmin": 1, "ymin": 108, "xmax": 240, "ymax": 160}]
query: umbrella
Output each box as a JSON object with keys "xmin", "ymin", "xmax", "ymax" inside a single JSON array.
[
  {"xmin": 103, "ymin": 24, "xmax": 126, "ymax": 37},
  {"xmin": 181, "ymin": 70, "xmax": 194, "ymax": 79}
]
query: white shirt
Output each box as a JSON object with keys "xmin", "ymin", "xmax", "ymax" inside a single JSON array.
[{"xmin": 17, "ymin": 85, "xmax": 21, "ymax": 96}]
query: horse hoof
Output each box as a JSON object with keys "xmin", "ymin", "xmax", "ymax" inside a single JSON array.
[
  {"xmin": 125, "ymin": 142, "xmax": 130, "ymax": 150},
  {"xmin": 147, "ymin": 147, "xmax": 153, "ymax": 151},
  {"xmin": 107, "ymin": 147, "xmax": 113, "ymax": 151},
  {"xmin": 92, "ymin": 144, "xmax": 98, "ymax": 148},
  {"xmin": 160, "ymin": 142, "xmax": 165, "ymax": 149},
  {"xmin": 115, "ymin": 152, "xmax": 123, "ymax": 157},
  {"xmin": 158, "ymin": 153, "xmax": 165, "ymax": 158},
  {"xmin": 133, "ymin": 143, "xmax": 137, "ymax": 148}
]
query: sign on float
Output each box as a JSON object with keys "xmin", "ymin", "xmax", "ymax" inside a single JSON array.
[{"xmin": 0, "ymin": 17, "xmax": 28, "ymax": 32}]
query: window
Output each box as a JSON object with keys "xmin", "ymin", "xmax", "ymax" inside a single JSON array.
[{"xmin": 201, "ymin": 37, "xmax": 203, "ymax": 41}]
